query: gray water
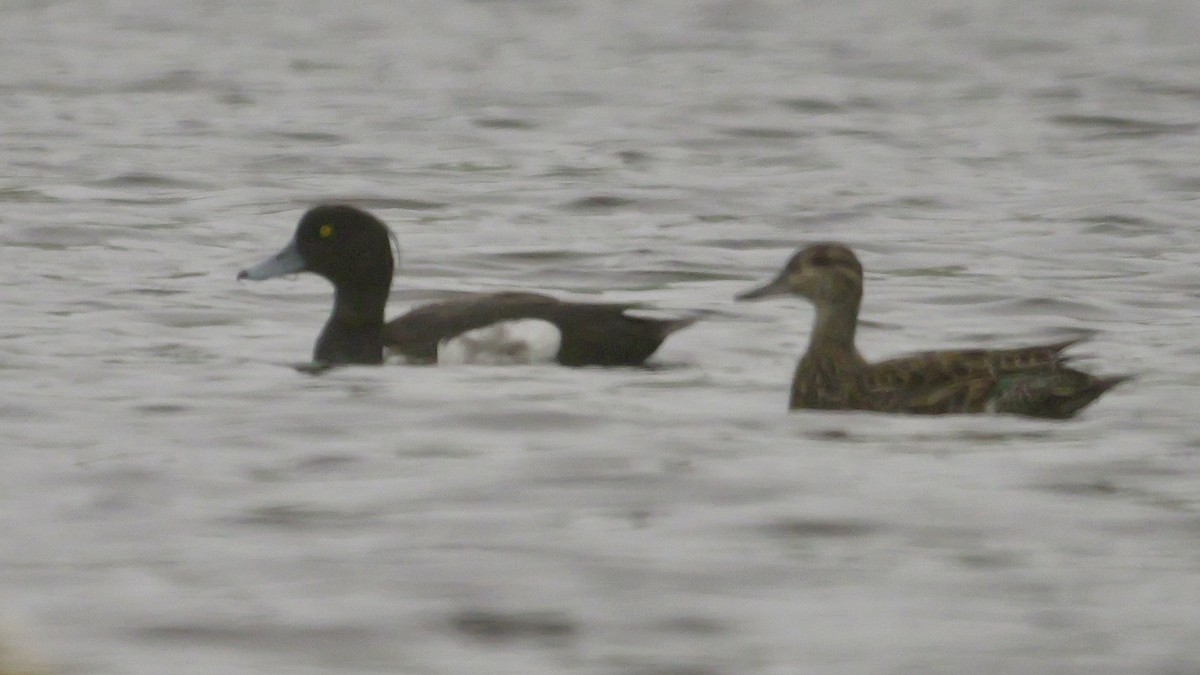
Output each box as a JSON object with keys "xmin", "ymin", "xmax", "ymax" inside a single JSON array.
[{"xmin": 2, "ymin": 1, "xmax": 1200, "ymax": 673}]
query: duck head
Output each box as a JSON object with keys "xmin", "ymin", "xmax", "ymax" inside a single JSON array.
[
  {"xmin": 736, "ymin": 243, "xmax": 863, "ymax": 308},
  {"xmin": 238, "ymin": 204, "xmax": 396, "ymax": 291}
]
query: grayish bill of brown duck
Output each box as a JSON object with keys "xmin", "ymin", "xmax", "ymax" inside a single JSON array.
[
  {"xmin": 238, "ymin": 204, "xmax": 696, "ymax": 369},
  {"xmin": 736, "ymin": 243, "xmax": 1130, "ymax": 418}
]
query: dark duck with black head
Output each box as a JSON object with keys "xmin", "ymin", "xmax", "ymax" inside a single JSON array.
[
  {"xmin": 736, "ymin": 243, "xmax": 1130, "ymax": 419},
  {"xmin": 239, "ymin": 204, "xmax": 696, "ymax": 368}
]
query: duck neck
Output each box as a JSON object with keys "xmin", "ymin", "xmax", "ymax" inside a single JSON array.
[
  {"xmin": 313, "ymin": 286, "xmax": 388, "ymax": 365},
  {"xmin": 806, "ymin": 299, "xmax": 862, "ymax": 361}
]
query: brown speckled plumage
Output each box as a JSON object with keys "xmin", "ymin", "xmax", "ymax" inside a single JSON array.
[{"xmin": 737, "ymin": 244, "xmax": 1129, "ymax": 418}]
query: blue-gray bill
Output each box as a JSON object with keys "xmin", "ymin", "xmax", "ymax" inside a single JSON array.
[{"xmin": 237, "ymin": 238, "xmax": 305, "ymax": 281}]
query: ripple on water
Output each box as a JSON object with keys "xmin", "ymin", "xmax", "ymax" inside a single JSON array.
[
  {"xmin": 486, "ymin": 249, "xmax": 602, "ymax": 263},
  {"xmin": 435, "ymin": 409, "xmax": 601, "ymax": 433},
  {"xmin": 561, "ymin": 195, "xmax": 641, "ymax": 211},
  {"xmin": 912, "ymin": 292, "xmax": 1016, "ymax": 306},
  {"xmin": 954, "ymin": 548, "xmax": 1026, "ymax": 569},
  {"xmin": 132, "ymin": 403, "xmax": 189, "ymax": 415},
  {"xmin": 89, "ymin": 172, "xmax": 213, "ymax": 190},
  {"xmin": 266, "ymin": 130, "xmax": 348, "ymax": 144},
  {"xmin": 760, "ymin": 517, "xmax": 881, "ymax": 539},
  {"xmin": 715, "ymin": 126, "xmax": 811, "ymax": 141},
  {"xmin": 1075, "ymin": 214, "xmax": 1171, "ymax": 236},
  {"xmin": 2, "ymin": 224, "xmax": 115, "ymax": 248},
  {"xmin": 886, "ymin": 265, "xmax": 970, "ymax": 278},
  {"xmin": 0, "ymin": 187, "xmax": 56, "ymax": 203},
  {"xmin": 987, "ymin": 296, "xmax": 1110, "ymax": 321},
  {"xmin": 1122, "ymin": 78, "xmax": 1200, "ymax": 101},
  {"xmin": 616, "ymin": 150, "xmax": 653, "ymax": 165},
  {"xmin": 775, "ymin": 97, "xmax": 845, "ymax": 114},
  {"xmin": 448, "ymin": 609, "xmax": 577, "ymax": 644},
  {"xmin": 134, "ymin": 620, "xmax": 395, "ymax": 667},
  {"xmin": 116, "ymin": 69, "xmax": 207, "ymax": 93},
  {"xmin": 226, "ymin": 503, "xmax": 380, "ymax": 531},
  {"xmin": 1048, "ymin": 114, "xmax": 1199, "ymax": 139},
  {"xmin": 341, "ymin": 197, "xmax": 449, "ymax": 211},
  {"xmin": 473, "ymin": 117, "xmax": 538, "ymax": 130}
]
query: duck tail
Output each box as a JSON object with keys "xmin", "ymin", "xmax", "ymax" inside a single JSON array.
[
  {"xmin": 1092, "ymin": 374, "xmax": 1134, "ymax": 397},
  {"xmin": 992, "ymin": 371, "xmax": 1132, "ymax": 419},
  {"xmin": 1059, "ymin": 374, "xmax": 1132, "ymax": 418}
]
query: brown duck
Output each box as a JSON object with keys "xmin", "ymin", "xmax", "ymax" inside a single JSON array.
[{"xmin": 736, "ymin": 244, "xmax": 1129, "ymax": 418}]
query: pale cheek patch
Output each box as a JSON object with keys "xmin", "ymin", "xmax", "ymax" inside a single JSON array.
[{"xmin": 437, "ymin": 319, "xmax": 561, "ymax": 365}]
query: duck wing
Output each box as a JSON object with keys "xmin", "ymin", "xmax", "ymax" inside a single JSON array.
[
  {"xmin": 383, "ymin": 292, "xmax": 562, "ymax": 362},
  {"xmin": 384, "ymin": 292, "xmax": 694, "ymax": 366},
  {"xmin": 858, "ymin": 339, "xmax": 1122, "ymax": 416}
]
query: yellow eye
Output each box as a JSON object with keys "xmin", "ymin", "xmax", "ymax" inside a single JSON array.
[{"xmin": 318, "ymin": 224, "xmax": 334, "ymax": 238}]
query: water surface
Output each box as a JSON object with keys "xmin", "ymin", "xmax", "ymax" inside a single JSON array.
[{"xmin": 2, "ymin": 1, "xmax": 1200, "ymax": 673}]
